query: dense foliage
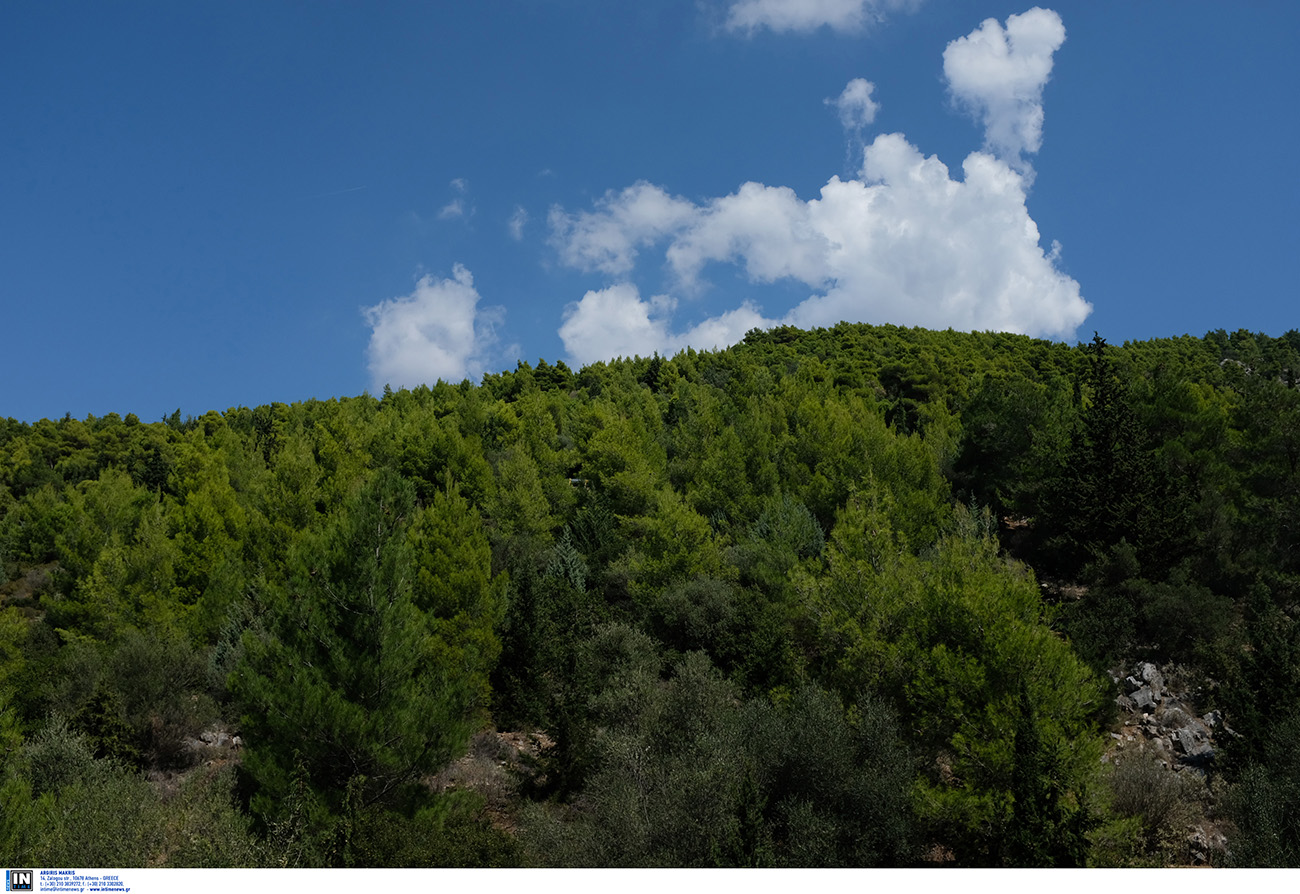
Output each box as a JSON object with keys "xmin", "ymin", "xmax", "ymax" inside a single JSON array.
[{"xmin": 1, "ymin": 322, "xmax": 1297, "ymax": 866}]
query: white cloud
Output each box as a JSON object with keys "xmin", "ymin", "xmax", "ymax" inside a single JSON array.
[
  {"xmin": 782, "ymin": 133, "xmax": 1089, "ymax": 337},
  {"xmin": 508, "ymin": 205, "xmax": 529, "ymax": 240},
  {"xmin": 828, "ymin": 77, "xmax": 879, "ymax": 132},
  {"xmin": 548, "ymin": 181, "xmax": 698, "ymax": 275},
  {"xmin": 549, "ymin": 6, "xmax": 1089, "ymax": 368},
  {"xmin": 724, "ymin": 0, "xmax": 921, "ymax": 35},
  {"xmin": 557, "ymin": 284, "xmax": 676, "ymax": 364},
  {"xmin": 666, "ymin": 181, "xmax": 831, "ymax": 288},
  {"xmin": 438, "ymin": 178, "xmax": 473, "ymax": 220},
  {"xmin": 363, "ymin": 265, "xmax": 502, "ymax": 390},
  {"xmin": 549, "ymin": 137, "xmax": 1089, "ymax": 362},
  {"xmin": 943, "ymin": 7, "xmax": 1066, "ymax": 168},
  {"xmin": 558, "ymin": 283, "xmax": 773, "ymax": 367}
]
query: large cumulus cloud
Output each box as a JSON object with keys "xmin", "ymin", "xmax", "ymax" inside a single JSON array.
[{"xmin": 552, "ymin": 8, "xmax": 1088, "ymax": 367}]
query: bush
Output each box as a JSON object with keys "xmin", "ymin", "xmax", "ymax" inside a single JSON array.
[
  {"xmin": 1103, "ymin": 757, "xmax": 1200, "ymax": 861},
  {"xmin": 150, "ymin": 765, "xmax": 264, "ymax": 867},
  {"xmin": 522, "ymin": 639, "xmax": 914, "ymax": 867},
  {"xmin": 108, "ymin": 629, "xmax": 218, "ymax": 768},
  {"xmin": 29, "ymin": 757, "xmax": 165, "ymax": 866},
  {"xmin": 1227, "ymin": 712, "xmax": 1300, "ymax": 866},
  {"xmin": 22, "ymin": 715, "xmax": 96, "ymax": 797}
]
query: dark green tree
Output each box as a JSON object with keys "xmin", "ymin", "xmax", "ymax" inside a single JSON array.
[
  {"xmin": 233, "ymin": 470, "xmax": 494, "ymax": 832},
  {"xmin": 1039, "ymin": 334, "xmax": 1190, "ymax": 579},
  {"xmin": 1228, "ymin": 711, "xmax": 1300, "ymax": 867},
  {"xmin": 1004, "ymin": 688, "xmax": 1090, "ymax": 866}
]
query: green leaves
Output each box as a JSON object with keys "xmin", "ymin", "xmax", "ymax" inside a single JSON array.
[
  {"xmin": 802, "ymin": 496, "xmax": 1104, "ymax": 863},
  {"xmin": 523, "ymin": 634, "xmax": 913, "ymax": 867},
  {"xmin": 3, "ymin": 320, "xmax": 1298, "ymax": 866}
]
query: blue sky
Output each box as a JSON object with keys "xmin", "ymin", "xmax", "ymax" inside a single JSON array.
[{"xmin": 3, "ymin": 0, "xmax": 1297, "ymax": 423}]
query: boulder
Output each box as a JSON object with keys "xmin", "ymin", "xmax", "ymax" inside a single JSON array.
[
  {"xmin": 1139, "ymin": 662, "xmax": 1165, "ymax": 700},
  {"xmin": 1173, "ymin": 723, "xmax": 1215, "ymax": 768}
]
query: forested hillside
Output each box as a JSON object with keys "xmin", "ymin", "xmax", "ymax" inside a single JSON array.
[{"xmin": 2, "ymin": 322, "xmax": 1298, "ymax": 867}]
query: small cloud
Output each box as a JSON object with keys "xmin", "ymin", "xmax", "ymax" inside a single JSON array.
[
  {"xmin": 508, "ymin": 205, "xmax": 529, "ymax": 241},
  {"xmin": 943, "ymin": 7, "xmax": 1066, "ymax": 170},
  {"xmin": 558, "ymin": 283, "xmax": 772, "ymax": 367},
  {"xmin": 438, "ymin": 178, "xmax": 473, "ymax": 220},
  {"xmin": 558, "ymin": 284, "xmax": 676, "ymax": 364},
  {"xmin": 363, "ymin": 265, "xmax": 503, "ymax": 390},
  {"xmin": 827, "ymin": 77, "xmax": 879, "ymax": 133},
  {"xmin": 665, "ymin": 180, "xmax": 831, "ymax": 290},
  {"xmin": 723, "ymin": 0, "xmax": 923, "ymax": 36}
]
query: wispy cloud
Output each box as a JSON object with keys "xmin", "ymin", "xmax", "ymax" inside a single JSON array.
[
  {"xmin": 723, "ymin": 0, "xmax": 923, "ymax": 36},
  {"xmin": 548, "ymin": 182, "xmax": 698, "ymax": 275},
  {"xmin": 508, "ymin": 205, "xmax": 529, "ymax": 241},
  {"xmin": 438, "ymin": 177, "xmax": 473, "ymax": 220}
]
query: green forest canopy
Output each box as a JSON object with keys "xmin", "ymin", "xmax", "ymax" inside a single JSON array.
[{"xmin": 1, "ymin": 322, "xmax": 1299, "ymax": 867}]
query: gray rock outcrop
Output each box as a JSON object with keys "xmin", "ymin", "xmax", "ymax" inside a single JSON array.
[{"xmin": 1111, "ymin": 662, "xmax": 1217, "ymax": 771}]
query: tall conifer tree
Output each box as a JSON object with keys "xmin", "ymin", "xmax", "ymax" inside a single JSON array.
[{"xmin": 234, "ymin": 469, "xmax": 496, "ymax": 824}]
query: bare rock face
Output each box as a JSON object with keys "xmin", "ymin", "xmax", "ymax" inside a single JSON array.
[
  {"xmin": 1106, "ymin": 661, "xmax": 1230, "ymax": 865},
  {"xmin": 1110, "ymin": 662, "xmax": 1216, "ymax": 771}
]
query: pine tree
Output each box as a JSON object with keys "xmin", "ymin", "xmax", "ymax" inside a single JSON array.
[
  {"xmin": 1040, "ymin": 334, "xmax": 1188, "ymax": 578},
  {"xmin": 234, "ymin": 469, "xmax": 494, "ymax": 826}
]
